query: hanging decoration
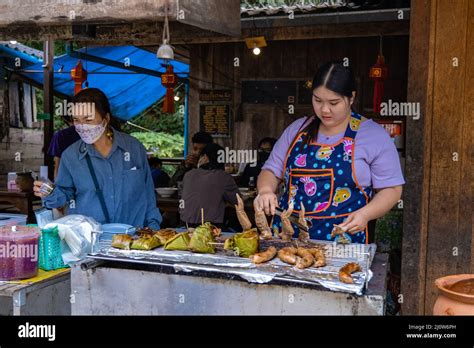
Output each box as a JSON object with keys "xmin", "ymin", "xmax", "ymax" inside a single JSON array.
[
  {"xmin": 161, "ymin": 64, "xmax": 177, "ymax": 113},
  {"xmin": 70, "ymin": 60, "xmax": 87, "ymax": 95},
  {"xmin": 369, "ymin": 37, "xmax": 388, "ymax": 114}
]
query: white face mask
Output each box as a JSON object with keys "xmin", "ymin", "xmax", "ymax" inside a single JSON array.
[{"xmin": 75, "ymin": 121, "xmax": 106, "ymax": 144}]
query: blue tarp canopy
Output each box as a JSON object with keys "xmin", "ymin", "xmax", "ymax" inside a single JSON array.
[{"xmin": 12, "ymin": 45, "xmax": 189, "ymax": 121}]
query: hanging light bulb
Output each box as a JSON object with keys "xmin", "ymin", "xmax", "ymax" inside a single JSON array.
[
  {"xmin": 157, "ymin": 40, "xmax": 174, "ymax": 61},
  {"xmin": 174, "ymin": 95, "xmax": 180, "ymax": 101},
  {"xmin": 245, "ymin": 37, "xmax": 266, "ymax": 56},
  {"xmin": 157, "ymin": 1, "xmax": 174, "ymax": 61}
]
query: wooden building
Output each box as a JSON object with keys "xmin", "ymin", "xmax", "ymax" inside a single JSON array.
[
  {"xmin": 0, "ymin": 0, "xmax": 471, "ymax": 315},
  {"xmin": 184, "ymin": 0, "xmax": 473, "ymax": 315}
]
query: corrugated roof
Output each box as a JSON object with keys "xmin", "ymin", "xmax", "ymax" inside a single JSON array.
[{"xmin": 0, "ymin": 41, "xmax": 43, "ymax": 62}]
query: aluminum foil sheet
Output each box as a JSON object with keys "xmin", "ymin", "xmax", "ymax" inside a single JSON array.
[{"xmin": 89, "ymin": 234, "xmax": 376, "ymax": 295}]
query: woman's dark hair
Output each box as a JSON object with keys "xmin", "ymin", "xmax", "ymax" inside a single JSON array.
[
  {"xmin": 200, "ymin": 143, "xmax": 225, "ymax": 171},
  {"xmin": 300, "ymin": 61, "xmax": 357, "ymax": 145},
  {"xmin": 192, "ymin": 131, "xmax": 214, "ymax": 145},
  {"xmin": 73, "ymin": 88, "xmax": 122, "ymax": 130}
]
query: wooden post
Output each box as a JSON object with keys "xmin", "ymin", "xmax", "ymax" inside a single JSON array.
[
  {"xmin": 401, "ymin": 0, "xmax": 473, "ymax": 315},
  {"xmin": 43, "ymin": 38, "xmax": 54, "ymax": 180}
]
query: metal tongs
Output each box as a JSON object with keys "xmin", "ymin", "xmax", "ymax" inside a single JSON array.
[{"xmin": 274, "ymin": 207, "xmax": 311, "ymax": 232}]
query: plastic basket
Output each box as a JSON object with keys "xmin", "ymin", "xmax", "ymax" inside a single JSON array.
[{"xmin": 39, "ymin": 226, "xmax": 69, "ymax": 271}]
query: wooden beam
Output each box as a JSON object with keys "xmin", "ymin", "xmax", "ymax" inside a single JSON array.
[
  {"xmin": 423, "ymin": 0, "xmax": 472, "ymax": 314},
  {"xmin": 0, "ymin": 0, "xmax": 240, "ymax": 37},
  {"xmin": 176, "ymin": 0, "xmax": 241, "ymax": 37},
  {"xmin": 401, "ymin": 0, "xmax": 473, "ymax": 315},
  {"xmin": 0, "ymin": 19, "xmax": 408, "ymax": 44},
  {"xmin": 240, "ymin": 8, "xmax": 410, "ymax": 27},
  {"xmin": 0, "ymin": 0, "xmax": 175, "ymax": 26},
  {"xmin": 466, "ymin": 0, "xmax": 474, "ymax": 274},
  {"xmin": 400, "ymin": 0, "xmax": 436, "ymax": 316},
  {"xmin": 43, "ymin": 38, "xmax": 54, "ymax": 180},
  {"xmin": 173, "ymin": 21, "xmax": 410, "ymax": 44}
]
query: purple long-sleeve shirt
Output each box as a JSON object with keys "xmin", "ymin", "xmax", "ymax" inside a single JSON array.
[{"xmin": 262, "ymin": 116, "xmax": 405, "ymax": 189}]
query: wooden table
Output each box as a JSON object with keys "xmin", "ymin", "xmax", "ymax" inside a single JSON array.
[
  {"xmin": 0, "ymin": 190, "xmax": 41, "ymax": 224},
  {"xmin": 0, "ymin": 269, "xmax": 71, "ymax": 315}
]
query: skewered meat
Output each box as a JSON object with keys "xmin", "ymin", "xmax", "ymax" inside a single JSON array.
[
  {"xmin": 330, "ymin": 224, "xmax": 346, "ymax": 238},
  {"xmin": 279, "ymin": 202, "xmax": 295, "ymax": 241},
  {"xmin": 295, "ymin": 247, "xmax": 314, "ymax": 269},
  {"xmin": 297, "ymin": 203, "xmax": 310, "ymax": 242},
  {"xmin": 331, "ymin": 224, "xmax": 351, "ymax": 244},
  {"xmin": 254, "ymin": 199, "xmax": 273, "ymax": 240},
  {"xmin": 339, "ymin": 262, "xmax": 362, "ymax": 284},
  {"xmin": 235, "ymin": 194, "xmax": 252, "ymax": 231},
  {"xmin": 250, "ymin": 246, "xmax": 277, "ymax": 264},
  {"xmin": 308, "ymin": 248, "xmax": 326, "ymax": 268},
  {"xmin": 277, "ymin": 246, "xmax": 298, "ymax": 264}
]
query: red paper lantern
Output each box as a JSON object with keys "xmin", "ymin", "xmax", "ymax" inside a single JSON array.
[
  {"xmin": 161, "ymin": 64, "xmax": 177, "ymax": 113},
  {"xmin": 369, "ymin": 54, "xmax": 388, "ymax": 114},
  {"xmin": 70, "ymin": 60, "xmax": 87, "ymax": 96}
]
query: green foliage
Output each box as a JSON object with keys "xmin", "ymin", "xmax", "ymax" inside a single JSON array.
[
  {"xmin": 375, "ymin": 209, "xmax": 403, "ymax": 252},
  {"xmin": 130, "ymin": 132, "xmax": 184, "ymax": 158},
  {"xmin": 121, "ymin": 96, "xmax": 184, "ymax": 135}
]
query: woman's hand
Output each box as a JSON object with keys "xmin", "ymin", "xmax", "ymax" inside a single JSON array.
[
  {"xmin": 33, "ymin": 180, "xmax": 47, "ymax": 198},
  {"xmin": 254, "ymin": 190, "xmax": 278, "ymax": 216},
  {"xmin": 339, "ymin": 209, "xmax": 370, "ymax": 234}
]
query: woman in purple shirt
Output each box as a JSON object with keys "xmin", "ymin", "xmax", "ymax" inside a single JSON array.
[{"xmin": 255, "ymin": 61, "xmax": 404, "ymax": 244}]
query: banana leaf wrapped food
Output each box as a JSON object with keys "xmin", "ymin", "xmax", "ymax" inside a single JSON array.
[
  {"xmin": 189, "ymin": 223, "xmax": 216, "ymax": 254},
  {"xmin": 224, "ymin": 228, "xmax": 259, "ymax": 257},
  {"xmin": 154, "ymin": 229, "xmax": 177, "ymax": 244},
  {"xmin": 131, "ymin": 235, "xmax": 162, "ymax": 250},
  {"xmin": 111, "ymin": 234, "xmax": 133, "ymax": 250},
  {"xmin": 164, "ymin": 232, "xmax": 191, "ymax": 251}
]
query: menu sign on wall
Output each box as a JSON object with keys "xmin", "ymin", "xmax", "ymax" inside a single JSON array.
[
  {"xmin": 199, "ymin": 89, "xmax": 232, "ymax": 102},
  {"xmin": 199, "ymin": 104, "xmax": 231, "ymax": 137}
]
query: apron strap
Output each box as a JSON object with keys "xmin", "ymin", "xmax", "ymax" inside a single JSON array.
[{"xmin": 343, "ymin": 112, "xmax": 362, "ymax": 139}]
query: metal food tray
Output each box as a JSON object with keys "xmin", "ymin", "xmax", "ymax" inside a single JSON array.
[{"xmin": 88, "ymin": 233, "xmax": 376, "ymax": 295}]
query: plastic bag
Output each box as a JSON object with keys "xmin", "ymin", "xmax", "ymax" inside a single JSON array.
[{"xmin": 43, "ymin": 214, "xmax": 100, "ymax": 263}]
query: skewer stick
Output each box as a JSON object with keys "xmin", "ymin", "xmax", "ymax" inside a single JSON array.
[{"xmin": 201, "ymin": 208, "xmax": 204, "ymax": 225}]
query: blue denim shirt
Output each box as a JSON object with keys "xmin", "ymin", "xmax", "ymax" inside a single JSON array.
[{"xmin": 43, "ymin": 129, "xmax": 162, "ymax": 229}]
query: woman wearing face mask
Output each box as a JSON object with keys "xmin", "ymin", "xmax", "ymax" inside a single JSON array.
[
  {"xmin": 179, "ymin": 143, "xmax": 240, "ymax": 228},
  {"xmin": 33, "ymin": 88, "xmax": 162, "ymax": 229},
  {"xmin": 255, "ymin": 61, "xmax": 404, "ymax": 244}
]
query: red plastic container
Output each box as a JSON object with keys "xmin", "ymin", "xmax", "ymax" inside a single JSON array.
[{"xmin": 0, "ymin": 226, "xmax": 40, "ymax": 280}]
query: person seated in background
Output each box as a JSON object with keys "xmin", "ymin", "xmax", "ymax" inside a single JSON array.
[
  {"xmin": 148, "ymin": 157, "xmax": 170, "ymax": 188},
  {"xmin": 180, "ymin": 143, "xmax": 240, "ymax": 228},
  {"xmin": 169, "ymin": 131, "xmax": 214, "ymax": 187},
  {"xmin": 240, "ymin": 137, "xmax": 277, "ymax": 188},
  {"xmin": 48, "ymin": 116, "xmax": 81, "ymax": 179}
]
